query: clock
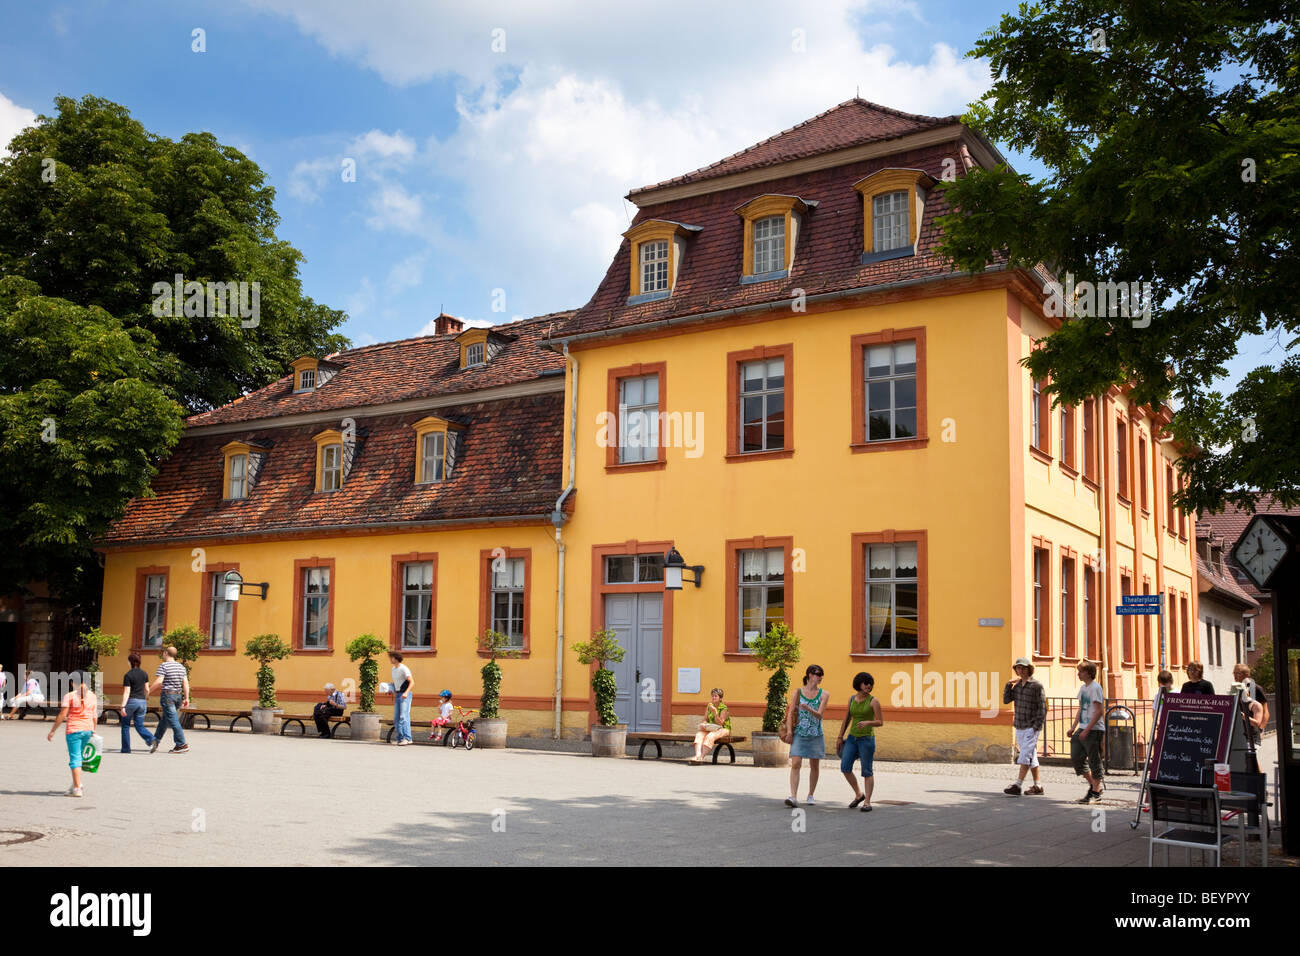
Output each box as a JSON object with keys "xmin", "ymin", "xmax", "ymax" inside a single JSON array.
[{"xmin": 1232, "ymin": 515, "xmax": 1293, "ymax": 589}]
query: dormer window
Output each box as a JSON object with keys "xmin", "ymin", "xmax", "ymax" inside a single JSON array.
[
  {"xmin": 623, "ymin": 219, "xmax": 702, "ymax": 304},
  {"xmin": 299, "ymin": 369, "xmax": 316, "ymax": 390},
  {"xmin": 290, "ymin": 356, "xmax": 343, "ymax": 393},
  {"xmin": 221, "ymin": 440, "xmax": 268, "ymax": 500},
  {"xmin": 313, "ymin": 428, "xmax": 352, "ymax": 492},
  {"xmin": 412, "ymin": 416, "xmax": 464, "ymax": 483},
  {"xmin": 456, "ymin": 327, "xmax": 511, "ymax": 370},
  {"xmin": 465, "ymin": 342, "xmax": 485, "ymax": 367},
  {"xmin": 853, "ymin": 168, "xmax": 935, "ymax": 264},
  {"xmin": 735, "ymin": 195, "xmax": 815, "ymax": 284}
]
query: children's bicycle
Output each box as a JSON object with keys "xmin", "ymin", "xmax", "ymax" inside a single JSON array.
[{"xmin": 441, "ymin": 708, "xmax": 477, "ymax": 750}]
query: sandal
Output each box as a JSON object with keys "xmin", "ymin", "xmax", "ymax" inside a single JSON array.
[
  {"xmin": 849, "ymin": 795, "xmax": 866, "ymax": 809},
  {"xmin": 860, "ymin": 804, "xmax": 873, "ymax": 812}
]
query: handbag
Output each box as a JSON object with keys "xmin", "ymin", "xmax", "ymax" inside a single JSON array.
[{"xmin": 778, "ymin": 697, "xmax": 796, "ymax": 744}]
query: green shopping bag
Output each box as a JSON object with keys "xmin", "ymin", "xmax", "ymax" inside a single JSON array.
[{"xmin": 81, "ymin": 734, "xmax": 103, "ymax": 773}]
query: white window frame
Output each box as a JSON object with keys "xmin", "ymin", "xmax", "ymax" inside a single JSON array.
[
  {"xmin": 321, "ymin": 443, "xmax": 342, "ymax": 491},
  {"xmin": 401, "ymin": 561, "xmax": 434, "ymax": 649},
  {"xmin": 299, "ymin": 369, "xmax": 316, "ymax": 391},
  {"xmin": 302, "ymin": 567, "xmax": 330, "ymax": 648},
  {"xmin": 466, "ymin": 342, "xmax": 485, "ymax": 367},
  {"xmin": 1033, "ymin": 549, "xmax": 1045, "ymax": 655},
  {"xmin": 640, "ymin": 240, "xmax": 669, "ymax": 294},
  {"xmin": 863, "ymin": 341, "xmax": 918, "ymax": 442},
  {"xmin": 228, "ymin": 453, "xmax": 248, "ymax": 500},
  {"xmin": 738, "ymin": 548, "xmax": 785, "ymax": 650},
  {"xmin": 872, "ymin": 190, "xmax": 908, "ymax": 252},
  {"xmin": 618, "ymin": 374, "xmax": 659, "ymax": 464},
  {"xmin": 420, "ymin": 432, "xmax": 445, "ymax": 483},
  {"xmin": 209, "ymin": 572, "xmax": 234, "ymax": 649},
  {"xmin": 142, "ymin": 574, "xmax": 166, "ymax": 648},
  {"xmin": 739, "ymin": 357, "xmax": 786, "ymax": 453},
  {"xmin": 865, "ymin": 542, "xmax": 919, "ymax": 651},
  {"xmin": 491, "ymin": 557, "xmax": 526, "ymax": 649},
  {"xmin": 752, "ymin": 215, "xmax": 785, "ymax": 275}
]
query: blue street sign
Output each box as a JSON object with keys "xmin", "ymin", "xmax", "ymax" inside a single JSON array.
[
  {"xmin": 1116, "ymin": 605, "xmax": 1161, "ymax": 615},
  {"xmin": 1121, "ymin": 595, "xmax": 1163, "ymax": 606}
]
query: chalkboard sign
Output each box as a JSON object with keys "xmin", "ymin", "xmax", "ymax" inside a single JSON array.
[{"xmin": 1148, "ymin": 695, "xmax": 1237, "ymax": 785}]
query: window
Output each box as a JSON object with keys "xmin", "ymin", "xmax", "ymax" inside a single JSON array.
[
  {"xmin": 1117, "ymin": 420, "xmax": 1129, "ymax": 500},
  {"xmin": 299, "ymin": 369, "xmax": 316, "ymax": 390},
  {"xmin": 321, "ymin": 443, "xmax": 342, "ymax": 491},
  {"xmin": 227, "ymin": 453, "xmax": 248, "ymax": 500},
  {"xmin": 1166, "ymin": 463, "xmax": 1176, "ymax": 532},
  {"xmin": 1142, "ymin": 581, "xmax": 1152, "ymax": 663},
  {"xmin": 872, "ymin": 190, "xmax": 908, "ymax": 252},
  {"xmin": 1120, "ymin": 573, "xmax": 1133, "ymax": 662},
  {"xmin": 401, "ymin": 562, "xmax": 433, "ymax": 649},
  {"xmin": 740, "ymin": 357, "xmax": 785, "ymax": 453},
  {"xmin": 604, "ymin": 554, "xmax": 665, "ymax": 583},
  {"xmin": 1082, "ymin": 399, "xmax": 1097, "ymax": 482},
  {"xmin": 624, "ymin": 219, "xmax": 699, "ymax": 299},
  {"xmin": 141, "ymin": 573, "xmax": 166, "ymax": 647},
  {"xmin": 465, "ymin": 342, "xmax": 485, "ymax": 367},
  {"xmin": 752, "ymin": 216, "xmax": 785, "ymax": 275},
  {"xmin": 1139, "ymin": 436, "xmax": 1149, "ymax": 510},
  {"xmin": 865, "ymin": 541, "xmax": 919, "ymax": 651},
  {"xmin": 865, "ymin": 342, "xmax": 917, "ymax": 441},
  {"xmin": 738, "ymin": 548, "xmax": 785, "ymax": 650},
  {"xmin": 301, "ymin": 566, "xmax": 330, "ymax": 648},
  {"xmin": 1060, "ymin": 405, "xmax": 1076, "ymax": 470},
  {"xmin": 208, "ymin": 572, "xmax": 235, "ymax": 649},
  {"xmin": 1214, "ymin": 622, "xmax": 1222, "ymax": 666},
  {"xmin": 1061, "ymin": 555, "xmax": 1076, "ymax": 658},
  {"xmin": 491, "ymin": 558, "xmax": 525, "ymax": 648},
  {"xmin": 1245, "ymin": 615, "xmax": 1254, "ymax": 652},
  {"xmin": 1181, "ymin": 595, "xmax": 1190, "ymax": 663},
  {"xmin": 1030, "ymin": 379, "xmax": 1050, "ymax": 453},
  {"xmin": 421, "ymin": 432, "xmax": 445, "ymax": 483},
  {"xmin": 1032, "ymin": 547, "xmax": 1048, "ymax": 655},
  {"xmin": 640, "ymin": 240, "xmax": 669, "ymax": 294},
  {"xmin": 1083, "ymin": 565, "xmax": 1097, "ymax": 660},
  {"xmin": 618, "ymin": 374, "xmax": 658, "ymax": 464}
]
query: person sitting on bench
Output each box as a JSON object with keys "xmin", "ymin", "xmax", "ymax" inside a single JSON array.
[
  {"xmin": 313, "ymin": 683, "xmax": 347, "ymax": 738},
  {"xmin": 5, "ymin": 675, "xmax": 45, "ymax": 718},
  {"xmin": 689, "ymin": 688, "xmax": 731, "ymax": 764}
]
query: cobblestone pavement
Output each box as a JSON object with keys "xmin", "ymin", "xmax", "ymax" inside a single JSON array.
[{"xmin": 0, "ymin": 721, "xmax": 1286, "ymax": 867}]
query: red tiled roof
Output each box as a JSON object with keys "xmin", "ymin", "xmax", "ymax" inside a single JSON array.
[
  {"xmin": 1198, "ymin": 496, "xmax": 1300, "ymax": 598},
  {"xmin": 102, "ymin": 394, "xmax": 565, "ymax": 546},
  {"xmin": 187, "ymin": 311, "xmax": 574, "ymax": 428},
  {"xmin": 628, "ymin": 99, "xmax": 957, "ymax": 198},
  {"xmin": 556, "ymin": 139, "xmax": 1005, "ymax": 340},
  {"xmin": 1196, "ymin": 555, "xmax": 1260, "ymax": 610}
]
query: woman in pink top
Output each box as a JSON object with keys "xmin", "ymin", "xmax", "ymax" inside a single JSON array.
[{"xmin": 47, "ymin": 680, "xmax": 98, "ymax": 797}]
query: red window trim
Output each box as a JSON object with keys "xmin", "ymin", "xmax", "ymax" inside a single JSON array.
[
  {"xmin": 723, "ymin": 535, "xmax": 794, "ymax": 657},
  {"xmin": 605, "ymin": 362, "xmax": 668, "ymax": 471},
  {"xmin": 725, "ymin": 343, "xmax": 794, "ymax": 460},
  {"xmin": 850, "ymin": 530, "xmax": 928, "ymax": 656},
  {"xmin": 292, "ymin": 557, "xmax": 336, "ymax": 653},
  {"xmin": 196, "ymin": 561, "xmax": 240, "ymax": 656},
  {"xmin": 1031, "ymin": 536, "xmax": 1052, "ymax": 659},
  {"xmin": 1029, "ymin": 376, "xmax": 1051, "ymax": 455},
  {"xmin": 479, "ymin": 548, "xmax": 531, "ymax": 658},
  {"xmin": 390, "ymin": 552, "xmax": 438, "ymax": 654},
  {"xmin": 132, "ymin": 565, "xmax": 170, "ymax": 652},
  {"xmin": 849, "ymin": 327, "xmax": 928, "ymax": 454}
]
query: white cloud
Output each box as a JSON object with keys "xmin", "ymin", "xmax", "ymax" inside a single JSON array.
[
  {"xmin": 386, "ymin": 252, "xmax": 427, "ymax": 295},
  {"xmin": 366, "ymin": 184, "xmax": 425, "ymax": 234},
  {"xmin": 343, "ymin": 276, "xmax": 376, "ymax": 320},
  {"xmin": 0, "ymin": 92, "xmax": 38, "ymax": 158}
]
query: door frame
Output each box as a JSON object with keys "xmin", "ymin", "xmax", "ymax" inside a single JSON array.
[{"xmin": 590, "ymin": 540, "xmax": 675, "ymax": 732}]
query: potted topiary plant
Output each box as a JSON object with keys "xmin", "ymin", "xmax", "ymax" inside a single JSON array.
[
  {"xmin": 475, "ymin": 629, "xmax": 518, "ymax": 748},
  {"xmin": 573, "ymin": 628, "xmax": 627, "ymax": 757},
  {"xmin": 242, "ymin": 633, "xmax": 292, "ymax": 733},
  {"xmin": 345, "ymin": 633, "xmax": 388, "ymax": 741},
  {"xmin": 751, "ymin": 621, "xmax": 801, "ymax": 767}
]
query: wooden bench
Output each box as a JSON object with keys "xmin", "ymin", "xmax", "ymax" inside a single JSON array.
[
  {"xmin": 626, "ymin": 731, "xmax": 747, "ymax": 764},
  {"xmin": 381, "ymin": 718, "xmax": 456, "ymax": 745},
  {"xmin": 279, "ymin": 712, "xmax": 350, "ymax": 737},
  {"xmin": 180, "ymin": 707, "xmax": 253, "ymax": 732},
  {"xmin": 99, "ymin": 705, "xmax": 161, "ymax": 726}
]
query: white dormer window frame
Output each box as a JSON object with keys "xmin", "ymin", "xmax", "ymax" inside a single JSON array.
[
  {"xmin": 320, "ymin": 443, "xmax": 342, "ymax": 491},
  {"xmin": 466, "ymin": 342, "xmax": 485, "ymax": 367},
  {"xmin": 623, "ymin": 219, "xmax": 702, "ymax": 304},
  {"xmin": 872, "ymin": 190, "xmax": 909, "ymax": 253},
  {"xmin": 640, "ymin": 240, "xmax": 670, "ymax": 294},
  {"xmin": 299, "ymin": 369, "xmax": 316, "ymax": 390},
  {"xmin": 735, "ymin": 195, "xmax": 814, "ymax": 285},
  {"xmin": 853, "ymin": 168, "xmax": 935, "ymax": 265},
  {"xmin": 752, "ymin": 215, "xmax": 786, "ymax": 276},
  {"xmin": 228, "ymin": 452, "xmax": 248, "ymax": 499},
  {"xmin": 420, "ymin": 431, "xmax": 446, "ymax": 483}
]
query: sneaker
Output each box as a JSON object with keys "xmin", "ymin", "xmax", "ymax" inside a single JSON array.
[
  {"xmin": 149, "ymin": 736, "xmax": 161, "ymax": 754},
  {"xmin": 67, "ymin": 787, "xmax": 83, "ymax": 797},
  {"xmin": 1004, "ymin": 783, "xmax": 1023, "ymax": 796},
  {"xmin": 1026, "ymin": 785, "xmax": 1045, "ymax": 796},
  {"xmin": 170, "ymin": 745, "xmax": 190, "ymax": 754},
  {"xmin": 397, "ymin": 740, "xmax": 411, "ymax": 746},
  {"xmin": 806, "ymin": 795, "xmax": 816, "ymax": 806},
  {"xmin": 784, "ymin": 797, "xmax": 798, "ymax": 808},
  {"xmin": 1077, "ymin": 789, "xmax": 1100, "ymax": 804}
]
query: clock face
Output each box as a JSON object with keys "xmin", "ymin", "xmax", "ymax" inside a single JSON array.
[{"xmin": 1233, "ymin": 519, "xmax": 1287, "ymax": 588}]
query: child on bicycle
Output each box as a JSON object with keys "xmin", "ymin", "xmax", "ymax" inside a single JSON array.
[{"xmin": 430, "ymin": 689, "xmax": 454, "ymax": 742}]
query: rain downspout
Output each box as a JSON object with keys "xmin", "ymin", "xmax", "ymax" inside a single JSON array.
[{"xmin": 551, "ymin": 343, "xmax": 579, "ymax": 739}]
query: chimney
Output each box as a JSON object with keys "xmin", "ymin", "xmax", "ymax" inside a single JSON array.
[{"xmin": 434, "ymin": 313, "xmax": 465, "ymax": 335}]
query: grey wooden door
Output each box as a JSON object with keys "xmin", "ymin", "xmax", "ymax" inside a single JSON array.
[{"xmin": 604, "ymin": 593, "xmax": 662, "ymax": 731}]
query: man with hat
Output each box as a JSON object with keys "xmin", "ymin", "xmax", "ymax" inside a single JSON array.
[
  {"xmin": 1003, "ymin": 657, "xmax": 1046, "ymax": 796},
  {"xmin": 313, "ymin": 683, "xmax": 347, "ymax": 738}
]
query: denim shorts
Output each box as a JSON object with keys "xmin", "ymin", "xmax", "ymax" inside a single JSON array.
[
  {"xmin": 790, "ymin": 732, "xmax": 825, "ymax": 759},
  {"xmin": 66, "ymin": 730, "xmax": 92, "ymax": 769},
  {"xmin": 840, "ymin": 734, "xmax": 875, "ymax": 777}
]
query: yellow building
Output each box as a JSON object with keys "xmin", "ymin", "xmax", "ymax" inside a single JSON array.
[{"xmin": 97, "ymin": 100, "xmax": 1197, "ymax": 758}]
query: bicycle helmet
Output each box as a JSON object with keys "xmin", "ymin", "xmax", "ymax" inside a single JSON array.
[{"xmin": 439, "ymin": 689, "xmax": 452, "ymax": 698}]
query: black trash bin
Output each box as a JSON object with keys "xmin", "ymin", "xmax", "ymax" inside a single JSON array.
[{"xmin": 1105, "ymin": 704, "xmax": 1135, "ymax": 772}]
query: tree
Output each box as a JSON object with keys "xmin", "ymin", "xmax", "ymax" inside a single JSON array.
[
  {"xmin": 346, "ymin": 633, "xmax": 389, "ymax": 713},
  {"xmin": 751, "ymin": 622, "xmax": 801, "ymax": 733},
  {"xmin": 476, "ymin": 629, "xmax": 521, "ymax": 720},
  {"xmin": 0, "ymin": 277, "xmax": 185, "ymax": 595},
  {"xmin": 0, "ymin": 94, "xmax": 349, "ymax": 413},
  {"xmin": 243, "ymin": 633, "xmax": 292, "ymax": 709},
  {"xmin": 572, "ymin": 629, "xmax": 626, "ymax": 727},
  {"xmin": 937, "ymin": 0, "xmax": 1300, "ymax": 512}
]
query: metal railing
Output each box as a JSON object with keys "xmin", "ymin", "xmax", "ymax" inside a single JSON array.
[{"xmin": 1029, "ymin": 696, "xmax": 1155, "ymax": 774}]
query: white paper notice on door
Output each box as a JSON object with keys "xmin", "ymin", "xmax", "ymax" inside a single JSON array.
[{"xmin": 677, "ymin": 668, "xmax": 701, "ymax": 694}]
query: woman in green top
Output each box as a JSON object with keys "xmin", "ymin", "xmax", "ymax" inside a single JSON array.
[
  {"xmin": 690, "ymin": 688, "xmax": 731, "ymax": 764},
  {"xmin": 836, "ymin": 672, "xmax": 883, "ymax": 811}
]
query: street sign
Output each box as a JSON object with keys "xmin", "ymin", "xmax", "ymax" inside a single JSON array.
[
  {"xmin": 1121, "ymin": 595, "xmax": 1163, "ymax": 605},
  {"xmin": 1116, "ymin": 605, "xmax": 1160, "ymax": 616}
]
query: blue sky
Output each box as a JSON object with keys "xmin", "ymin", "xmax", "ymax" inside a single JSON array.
[{"xmin": 0, "ymin": 0, "xmax": 1279, "ymax": 385}]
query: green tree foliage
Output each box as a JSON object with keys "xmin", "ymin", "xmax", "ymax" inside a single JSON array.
[
  {"xmin": 1252, "ymin": 634, "xmax": 1275, "ymax": 692},
  {"xmin": 937, "ymin": 1, "xmax": 1300, "ymax": 511},
  {"xmin": 0, "ymin": 95, "xmax": 349, "ymax": 413},
  {"xmin": 0, "ymin": 277, "xmax": 185, "ymax": 594},
  {"xmin": 573, "ymin": 629, "xmax": 626, "ymax": 727},
  {"xmin": 476, "ymin": 629, "xmax": 520, "ymax": 720},
  {"xmin": 243, "ymin": 633, "xmax": 292, "ymax": 709},
  {"xmin": 346, "ymin": 633, "xmax": 389, "ymax": 713},
  {"xmin": 160, "ymin": 623, "xmax": 204, "ymax": 679},
  {"xmin": 78, "ymin": 626, "xmax": 120, "ymax": 675},
  {"xmin": 751, "ymin": 622, "xmax": 801, "ymax": 732}
]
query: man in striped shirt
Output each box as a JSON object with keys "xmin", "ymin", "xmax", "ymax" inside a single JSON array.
[{"xmin": 148, "ymin": 646, "xmax": 191, "ymax": 754}]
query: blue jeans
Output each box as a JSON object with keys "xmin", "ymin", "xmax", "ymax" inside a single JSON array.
[
  {"xmin": 840, "ymin": 734, "xmax": 876, "ymax": 777},
  {"xmin": 159, "ymin": 693, "xmax": 186, "ymax": 747},
  {"xmin": 121, "ymin": 698, "xmax": 155, "ymax": 752},
  {"xmin": 393, "ymin": 692, "xmax": 412, "ymax": 742}
]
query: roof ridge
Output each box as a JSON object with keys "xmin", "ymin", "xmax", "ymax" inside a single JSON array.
[{"xmin": 328, "ymin": 309, "xmax": 579, "ymax": 360}]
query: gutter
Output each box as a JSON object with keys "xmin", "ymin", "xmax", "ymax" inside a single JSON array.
[{"xmin": 550, "ymin": 343, "xmax": 579, "ymax": 739}]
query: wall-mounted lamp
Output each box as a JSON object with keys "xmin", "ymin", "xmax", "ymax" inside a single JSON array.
[
  {"xmin": 223, "ymin": 569, "xmax": 269, "ymax": 602},
  {"xmin": 664, "ymin": 548, "xmax": 704, "ymax": 591}
]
